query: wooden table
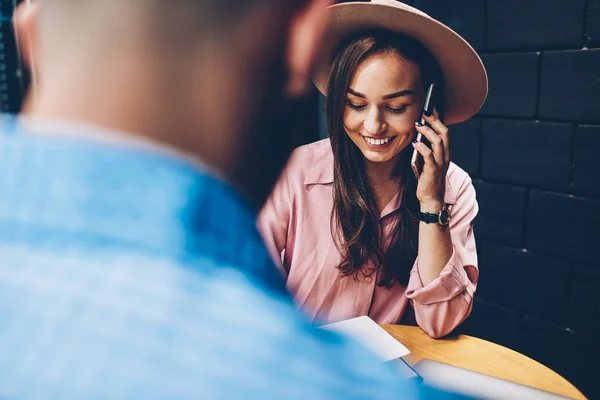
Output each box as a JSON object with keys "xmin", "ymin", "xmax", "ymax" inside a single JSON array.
[{"xmin": 381, "ymin": 325, "xmax": 586, "ymax": 400}]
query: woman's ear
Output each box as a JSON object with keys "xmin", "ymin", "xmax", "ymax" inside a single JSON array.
[{"xmin": 13, "ymin": 1, "xmax": 39, "ymax": 87}]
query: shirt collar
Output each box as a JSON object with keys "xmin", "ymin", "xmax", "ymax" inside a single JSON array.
[
  {"xmin": 16, "ymin": 115, "xmax": 224, "ymax": 182},
  {"xmin": 303, "ymin": 140, "xmax": 335, "ymax": 185}
]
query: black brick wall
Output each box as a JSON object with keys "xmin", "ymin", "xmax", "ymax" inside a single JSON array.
[
  {"xmin": 409, "ymin": 0, "xmax": 599, "ymax": 398},
  {"xmin": 485, "ymin": 0, "xmax": 588, "ymax": 50},
  {"xmin": 473, "ymin": 181, "xmax": 526, "ymax": 246},
  {"xmin": 539, "ymin": 49, "xmax": 600, "ymax": 122},
  {"xmin": 574, "ymin": 125, "xmax": 600, "ymax": 196},
  {"xmin": 588, "ymin": 0, "xmax": 600, "ymax": 46},
  {"xmin": 478, "ymin": 53, "xmax": 540, "ymax": 117},
  {"xmin": 481, "ymin": 119, "xmax": 572, "ymax": 190}
]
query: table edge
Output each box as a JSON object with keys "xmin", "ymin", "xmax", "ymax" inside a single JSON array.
[{"xmin": 381, "ymin": 325, "xmax": 586, "ymax": 400}]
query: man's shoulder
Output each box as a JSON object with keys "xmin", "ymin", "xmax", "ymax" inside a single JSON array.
[
  {"xmin": 0, "ymin": 124, "xmax": 284, "ymax": 291},
  {"xmin": 0, "ymin": 240, "xmax": 412, "ymax": 398}
]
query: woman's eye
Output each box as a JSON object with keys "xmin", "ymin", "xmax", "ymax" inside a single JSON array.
[
  {"xmin": 386, "ymin": 106, "xmax": 407, "ymax": 114},
  {"xmin": 347, "ymin": 102, "xmax": 367, "ymax": 111}
]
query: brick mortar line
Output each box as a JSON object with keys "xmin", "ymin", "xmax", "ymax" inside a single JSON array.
[
  {"xmin": 476, "ymin": 114, "xmax": 600, "ymax": 126},
  {"xmin": 534, "ymin": 51, "xmax": 543, "ymax": 119},
  {"xmin": 570, "ymin": 124, "xmax": 577, "ymax": 195},
  {"xmin": 475, "ymin": 176, "xmax": 585, "ymax": 199},
  {"xmin": 583, "ymin": 0, "xmax": 593, "ymax": 47},
  {"xmin": 477, "ymin": 234, "xmax": 600, "ymax": 271},
  {"xmin": 479, "ymin": 46, "xmax": 600, "ymax": 55},
  {"xmin": 521, "ymin": 188, "xmax": 530, "ymax": 249}
]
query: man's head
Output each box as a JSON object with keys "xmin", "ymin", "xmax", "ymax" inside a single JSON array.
[{"xmin": 14, "ymin": 0, "xmax": 331, "ymax": 208}]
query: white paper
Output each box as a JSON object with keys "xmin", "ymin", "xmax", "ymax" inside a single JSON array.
[{"xmin": 321, "ymin": 316, "xmax": 411, "ymax": 362}]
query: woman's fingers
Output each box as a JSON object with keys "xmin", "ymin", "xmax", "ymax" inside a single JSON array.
[
  {"xmin": 423, "ymin": 110, "xmax": 451, "ymax": 166},
  {"xmin": 412, "ymin": 140, "xmax": 437, "ymax": 170},
  {"xmin": 415, "ymin": 122, "xmax": 444, "ymax": 166}
]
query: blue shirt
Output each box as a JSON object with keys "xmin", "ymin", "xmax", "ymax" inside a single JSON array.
[{"xmin": 0, "ymin": 119, "xmax": 454, "ymax": 399}]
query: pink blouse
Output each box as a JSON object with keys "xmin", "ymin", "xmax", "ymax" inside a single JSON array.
[{"xmin": 258, "ymin": 139, "xmax": 479, "ymax": 338}]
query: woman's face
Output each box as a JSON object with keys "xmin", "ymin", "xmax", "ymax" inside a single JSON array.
[{"xmin": 343, "ymin": 51, "xmax": 425, "ymax": 166}]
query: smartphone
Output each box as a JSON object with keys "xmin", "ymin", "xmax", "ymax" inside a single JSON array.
[{"xmin": 410, "ymin": 83, "xmax": 435, "ymax": 179}]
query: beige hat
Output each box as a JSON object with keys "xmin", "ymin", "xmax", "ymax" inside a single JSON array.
[{"xmin": 313, "ymin": 0, "xmax": 488, "ymax": 125}]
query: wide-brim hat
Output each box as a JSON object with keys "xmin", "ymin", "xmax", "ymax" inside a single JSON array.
[{"xmin": 313, "ymin": 0, "xmax": 488, "ymax": 125}]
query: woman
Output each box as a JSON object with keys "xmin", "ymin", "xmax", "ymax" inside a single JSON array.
[{"xmin": 259, "ymin": 0, "xmax": 487, "ymax": 338}]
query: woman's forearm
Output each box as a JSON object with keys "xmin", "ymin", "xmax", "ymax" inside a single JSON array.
[{"xmin": 416, "ymin": 200, "xmax": 453, "ymax": 286}]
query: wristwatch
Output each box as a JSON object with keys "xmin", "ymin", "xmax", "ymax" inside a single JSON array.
[{"xmin": 418, "ymin": 204, "xmax": 451, "ymax": 226}]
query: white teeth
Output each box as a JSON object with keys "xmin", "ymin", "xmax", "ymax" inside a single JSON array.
[{"xmin": 365, "ymin": 137, "xmax": 391, "ymax": 146}]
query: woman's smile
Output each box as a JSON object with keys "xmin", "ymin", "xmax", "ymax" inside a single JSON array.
[{"xmin": 361, "ymin": 135, "xmax": 397, "ymax": 150}]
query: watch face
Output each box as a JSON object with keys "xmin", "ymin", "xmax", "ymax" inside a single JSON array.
[{"xmin": 438, "ymin": 209, "xmax": 451, "ymax": 226}]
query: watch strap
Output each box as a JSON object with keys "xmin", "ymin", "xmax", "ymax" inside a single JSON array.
[
  {"xmin": 417, "ymin": 211, "xmax": 440, "ymax": 224},
  {"xmin": 417, "ymin": 205, "xmax": 450, "ymax": 226}
]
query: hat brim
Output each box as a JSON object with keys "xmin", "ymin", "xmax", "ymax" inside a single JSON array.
[{"xmin": 313, "ymin": 2, "xmax": 488, "ymax": 125}]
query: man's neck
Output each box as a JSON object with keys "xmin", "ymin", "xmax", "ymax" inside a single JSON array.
[
  {"xmin": 20, "ymin": 95, "xmax": 222, "ymax": 181},
  {"xmin": 23, "ymin": 88, "xmax": 157, "ymax": 141}
]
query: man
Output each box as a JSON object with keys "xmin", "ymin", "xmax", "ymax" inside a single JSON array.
[{"xmin": 0, "ymin": 1, "xmax": 451, "ymax": 398}]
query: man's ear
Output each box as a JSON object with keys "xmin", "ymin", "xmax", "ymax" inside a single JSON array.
[
  {"xmin": 13, "ymin": 1, "xmax": 39, "ymax": 83},
  {"xmin": 284, "ymin": 0, "xmax": 333, "ymax": 97}
]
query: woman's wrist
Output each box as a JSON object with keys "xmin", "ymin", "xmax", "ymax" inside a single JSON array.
[{"xmin": 419, "ymin": 199, "xmax": 444, "ymax": 213}]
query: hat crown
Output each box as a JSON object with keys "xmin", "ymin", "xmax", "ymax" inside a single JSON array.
[
  {"xmin": 369, "ymin": 0, "xmax": 430, "ymax": 17},
  {"xmin": 371, "ymin": 0, "xmax": 408, "ymax": 5}
]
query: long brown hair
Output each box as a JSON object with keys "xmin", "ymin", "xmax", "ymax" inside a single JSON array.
[{"xmin": 327, "ymin": 29, "xmax": 444, "ymax": 287}]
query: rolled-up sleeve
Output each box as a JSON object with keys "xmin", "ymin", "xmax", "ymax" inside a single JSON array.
[
  {"xmin": 257, "ymin": 168, "xmax": 291, "ymax": 278},
  {"xmin": 405, "ymin": 176, "xmax": 479, "ymax": 338}
]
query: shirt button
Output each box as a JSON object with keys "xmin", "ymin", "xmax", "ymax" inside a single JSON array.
[{"xmin": 365, "ymin": 276, "xmax": 372, "ymax": 283}]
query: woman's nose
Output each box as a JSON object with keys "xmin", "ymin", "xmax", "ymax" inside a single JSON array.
[{"xmin": 363, "ymin": 108, "xmax": 385, "ymax": 135}]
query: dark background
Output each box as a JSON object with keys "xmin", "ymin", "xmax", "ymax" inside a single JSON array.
[
  {"xmin": 1, "ymin": 0, "xmax": 597, "ymax": 398},
  {"xmin": 403, "ymin": 0, "xmax": 599, "ymax": 398},
  {"xmin": 408, "ymin": 1, "xmax": 598, "ymax": 399},
  {"xmin": 0, "ymin": 0, "xmax": 27, "ymax": 113}
]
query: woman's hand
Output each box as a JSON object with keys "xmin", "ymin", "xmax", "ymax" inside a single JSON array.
[{"xmin": 412, "ymin": 108, "xmax": 450, "ymax": 212}]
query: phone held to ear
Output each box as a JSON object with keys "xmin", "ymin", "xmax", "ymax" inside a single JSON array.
[{"xmin": 411, "ymin": 83, "xmax": 435, "ymax": 179}]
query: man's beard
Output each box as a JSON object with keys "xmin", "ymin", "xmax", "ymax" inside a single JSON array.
[{"xmin": 230, "ymin": 46, "xmax": 313, "ymax": 212}]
